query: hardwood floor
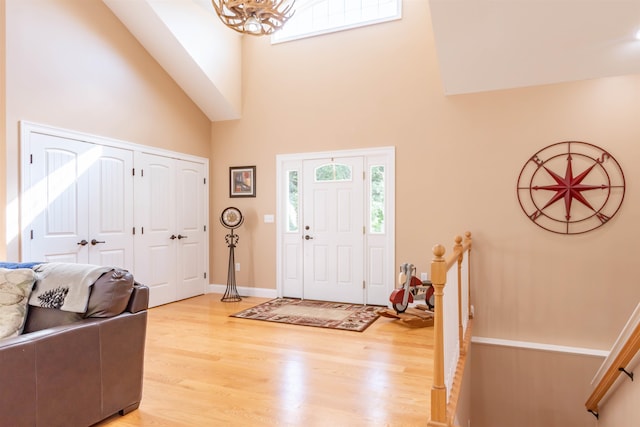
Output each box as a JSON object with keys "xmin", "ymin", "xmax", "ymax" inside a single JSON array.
[{"xmin": 97, "ymin": 294, "xmax": 434, "ymax": 427}]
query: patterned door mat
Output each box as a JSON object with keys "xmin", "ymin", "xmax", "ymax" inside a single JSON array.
[{"xmin": 230, "ymin": 298, "xmax": 381, "ymax": 332}]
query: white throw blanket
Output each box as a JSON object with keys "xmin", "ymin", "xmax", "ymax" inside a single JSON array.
[{"xmin": 29, "ymin": 263, "xmax": 113, "ymax": 313}]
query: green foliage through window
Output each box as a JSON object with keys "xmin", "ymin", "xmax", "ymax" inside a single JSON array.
[
  {"xmin": 287, "ymin": 170, "xmax": 299, "ymax": 232},
  {"xmin": 370, "ymin": 165, "xmax": 385, "ymax": 233},
  {"xmin": 315, "ymin": 163, "xmax": 352, "ymax": 182}
]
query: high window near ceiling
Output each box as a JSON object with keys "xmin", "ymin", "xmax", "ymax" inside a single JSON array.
[{"xmin": 272, "ymin": 0, "xmax": 402, "ymax": 43}]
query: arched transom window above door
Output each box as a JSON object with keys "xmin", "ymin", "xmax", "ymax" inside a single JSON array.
[{"xmin": 314, "ymin": 162, "xmax": 352, "ymax": 182}]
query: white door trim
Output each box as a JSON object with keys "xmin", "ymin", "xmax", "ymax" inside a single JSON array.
[
  {"xmin": 20, "ymin": 120, "xmax": 208, "ymax": 164},
  {"xmin": 276, "ymin": 146, "xmax": 395, "ymax": 306}
]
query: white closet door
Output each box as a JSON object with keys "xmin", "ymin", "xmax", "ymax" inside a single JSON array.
[
  {"xmin": 21, "ymin": 123, "xmax": 208, "ymax": 309},
  {"xmin": 26, "ymin": 133, "xmax": 92, "ymax": 263},
  {"xmin": 134, "ymin": 153, "xmax": 177, "ymax": 307},
  {"xmin": 87, "ymin": 146, "xmax": 134, "ymax": 270},
  {"xmin": 26, "ymin": 134, "xmax": 134, "ymax": 266},
  {"xmin": 175, "ymin": 160, "xmax": 206, "ymax": 300}
]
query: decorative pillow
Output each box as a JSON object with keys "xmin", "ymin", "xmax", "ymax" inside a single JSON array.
[
  {"xmin": 0, "ymin": 268, "xmax": 37, "ymax": 339},
  {"xmin": 22, "ymin": 268, "xmax": 135, "ymax": 333},
  {"xmin": 84, "ymin": 268, "xmax": 134, "ymax": 318}
]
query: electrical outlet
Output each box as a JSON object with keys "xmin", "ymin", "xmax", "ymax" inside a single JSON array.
[
  {"xmin": 235, "ymin": 263, "xmax": 240, "ymax": 271},
  {"xmin": 420, "ymin": 272, "xmax": 428, "ymax": 281}
]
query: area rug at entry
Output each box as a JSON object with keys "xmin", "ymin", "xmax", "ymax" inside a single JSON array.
[{"xmin": 230, "ymin": 298, "xmax": 380, "ymax": 332}]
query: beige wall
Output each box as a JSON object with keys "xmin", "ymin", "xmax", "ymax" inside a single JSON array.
[
  {"xmin": 211, "ymin": 1, "xmax": 640, "ymax": 349},
  {"xmin": 471, "ymin": 343, "xmax": 602, "ymax": 427},
  {"xmin": 0, "ymin": 0, "xmax": 6, "ymax": 259},
  {"xmin": 3, "ymin": 0, "xmax": 211, "ymax": 258},
  {"xmin": 210, "ymin": 2, "xmax": 640, "ymax": 425}
]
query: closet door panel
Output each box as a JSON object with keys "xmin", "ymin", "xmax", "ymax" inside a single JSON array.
[
  {"xmin": 88, "ymin": 146, "xmax": 134, "ymax": 270},
  {"xmin": 26, "ymin": 133, "xmax": 91, "ymax": 263},
  {"xmin": 135, "ymin": 153, "xmax": 177, "ymax": 307},
  {"xmin": 176, "ymin": 160, "xmax": 206, "ymax": 300}
]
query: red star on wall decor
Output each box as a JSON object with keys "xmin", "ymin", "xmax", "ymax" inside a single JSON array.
[{"xmin": 535, "ymin": 154, "xmax": 608, "ymax": 220}]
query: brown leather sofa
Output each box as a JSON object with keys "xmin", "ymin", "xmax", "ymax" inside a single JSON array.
[{"xmin": 0, "ymin": 267, "xmax": 149, "ymax": 427}]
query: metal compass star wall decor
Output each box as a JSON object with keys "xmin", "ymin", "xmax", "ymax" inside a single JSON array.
[{"xmin": 517, "ymin": 141, "xmax": 625, "ymax": 235}]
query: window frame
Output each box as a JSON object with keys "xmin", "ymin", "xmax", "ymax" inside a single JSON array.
[{"xmin": 271, "ymin": 0, "xmax": 402, "ymax": 44}]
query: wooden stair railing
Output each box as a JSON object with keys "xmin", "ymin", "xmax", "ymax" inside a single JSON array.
[
  {"xmin": 427, "ymin": 232, "xmax": 473, "ymax": 427},
  {"xmin": 585, "ymin": 303, "xmax": 640, "ymax": 419}
]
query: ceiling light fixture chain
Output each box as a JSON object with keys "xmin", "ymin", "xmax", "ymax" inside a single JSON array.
[{"xmin": 212, "ymin": 0, "xmax": 295, "ymax": 36}]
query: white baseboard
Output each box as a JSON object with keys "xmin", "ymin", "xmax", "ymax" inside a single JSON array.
[{"xmin": 207, "ymin": 284, "xmax": 278, "ymax": 299}]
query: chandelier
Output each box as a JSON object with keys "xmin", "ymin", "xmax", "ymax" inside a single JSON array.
[{"xmin": 212, "ymin": 0, "xmax": 295, "ymax": 36}]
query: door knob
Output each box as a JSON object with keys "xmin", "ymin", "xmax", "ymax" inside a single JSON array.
[
  {"xmin": 304, "ymin": 235, "xmax": 314, "ymax": 240},
  {"xmin": 177, "ymin": 234, "xmax": 187, "ymax": 239},
  {"xmin": 170, "ymin": 234, "xmax": 177, "ymax": 240},
  {"xmin": 90, "ymin": 239, "xmax": 106, "ymax": 245},
  {"xmin": 77, "ymin": 239, "xmax": 88, "ymax": 246}
]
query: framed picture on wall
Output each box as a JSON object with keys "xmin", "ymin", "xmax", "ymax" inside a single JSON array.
[{"xmin": 230, "ymin": 166, "xmax": 256, "ymax": 198}]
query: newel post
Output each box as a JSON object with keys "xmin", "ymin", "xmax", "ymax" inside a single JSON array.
[{"xmin": 428, "ymin": 244, "xmax": 448, "ymax": 426}]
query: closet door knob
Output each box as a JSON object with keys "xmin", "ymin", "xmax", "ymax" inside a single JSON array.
[
  {"xmin": 170, "ymin": 234, "xmax": 177, "ymax": 240},
  {"xmin": 90, "ymin": 239, "xmax": 106, "ymax": 245},
  {"xmin": 177, "ymin": 234, "xmax": 187, "ymax": 239},
  {"xmin": 77, "ymin": 239, "xmax": 88, "ymax": 246}
]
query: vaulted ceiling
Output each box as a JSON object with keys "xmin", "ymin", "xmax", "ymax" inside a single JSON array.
[
  {"xmin": 429, "ymin": 0, "xmax": 640, "ymax": 95},
  {"xmin": 103, "ymin": 0, "xmax": 640, "ymax": 121},
  {"xmin": 103, "ymin": 0, "xmax": 242, "ymax": 122}
]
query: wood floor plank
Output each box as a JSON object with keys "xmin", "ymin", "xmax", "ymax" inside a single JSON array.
[{"xmin": 96, "ymin": 294, "xmax": 434, "ymax": 427}]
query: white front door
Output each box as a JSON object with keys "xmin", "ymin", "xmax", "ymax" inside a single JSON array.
[
  {"xmin": 302, "ymin": 157, "xmax": 365, "ymax": 304},
  {"xmin": 277, "ymin": 147, "xmax": 395, "ymax": 306}
]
